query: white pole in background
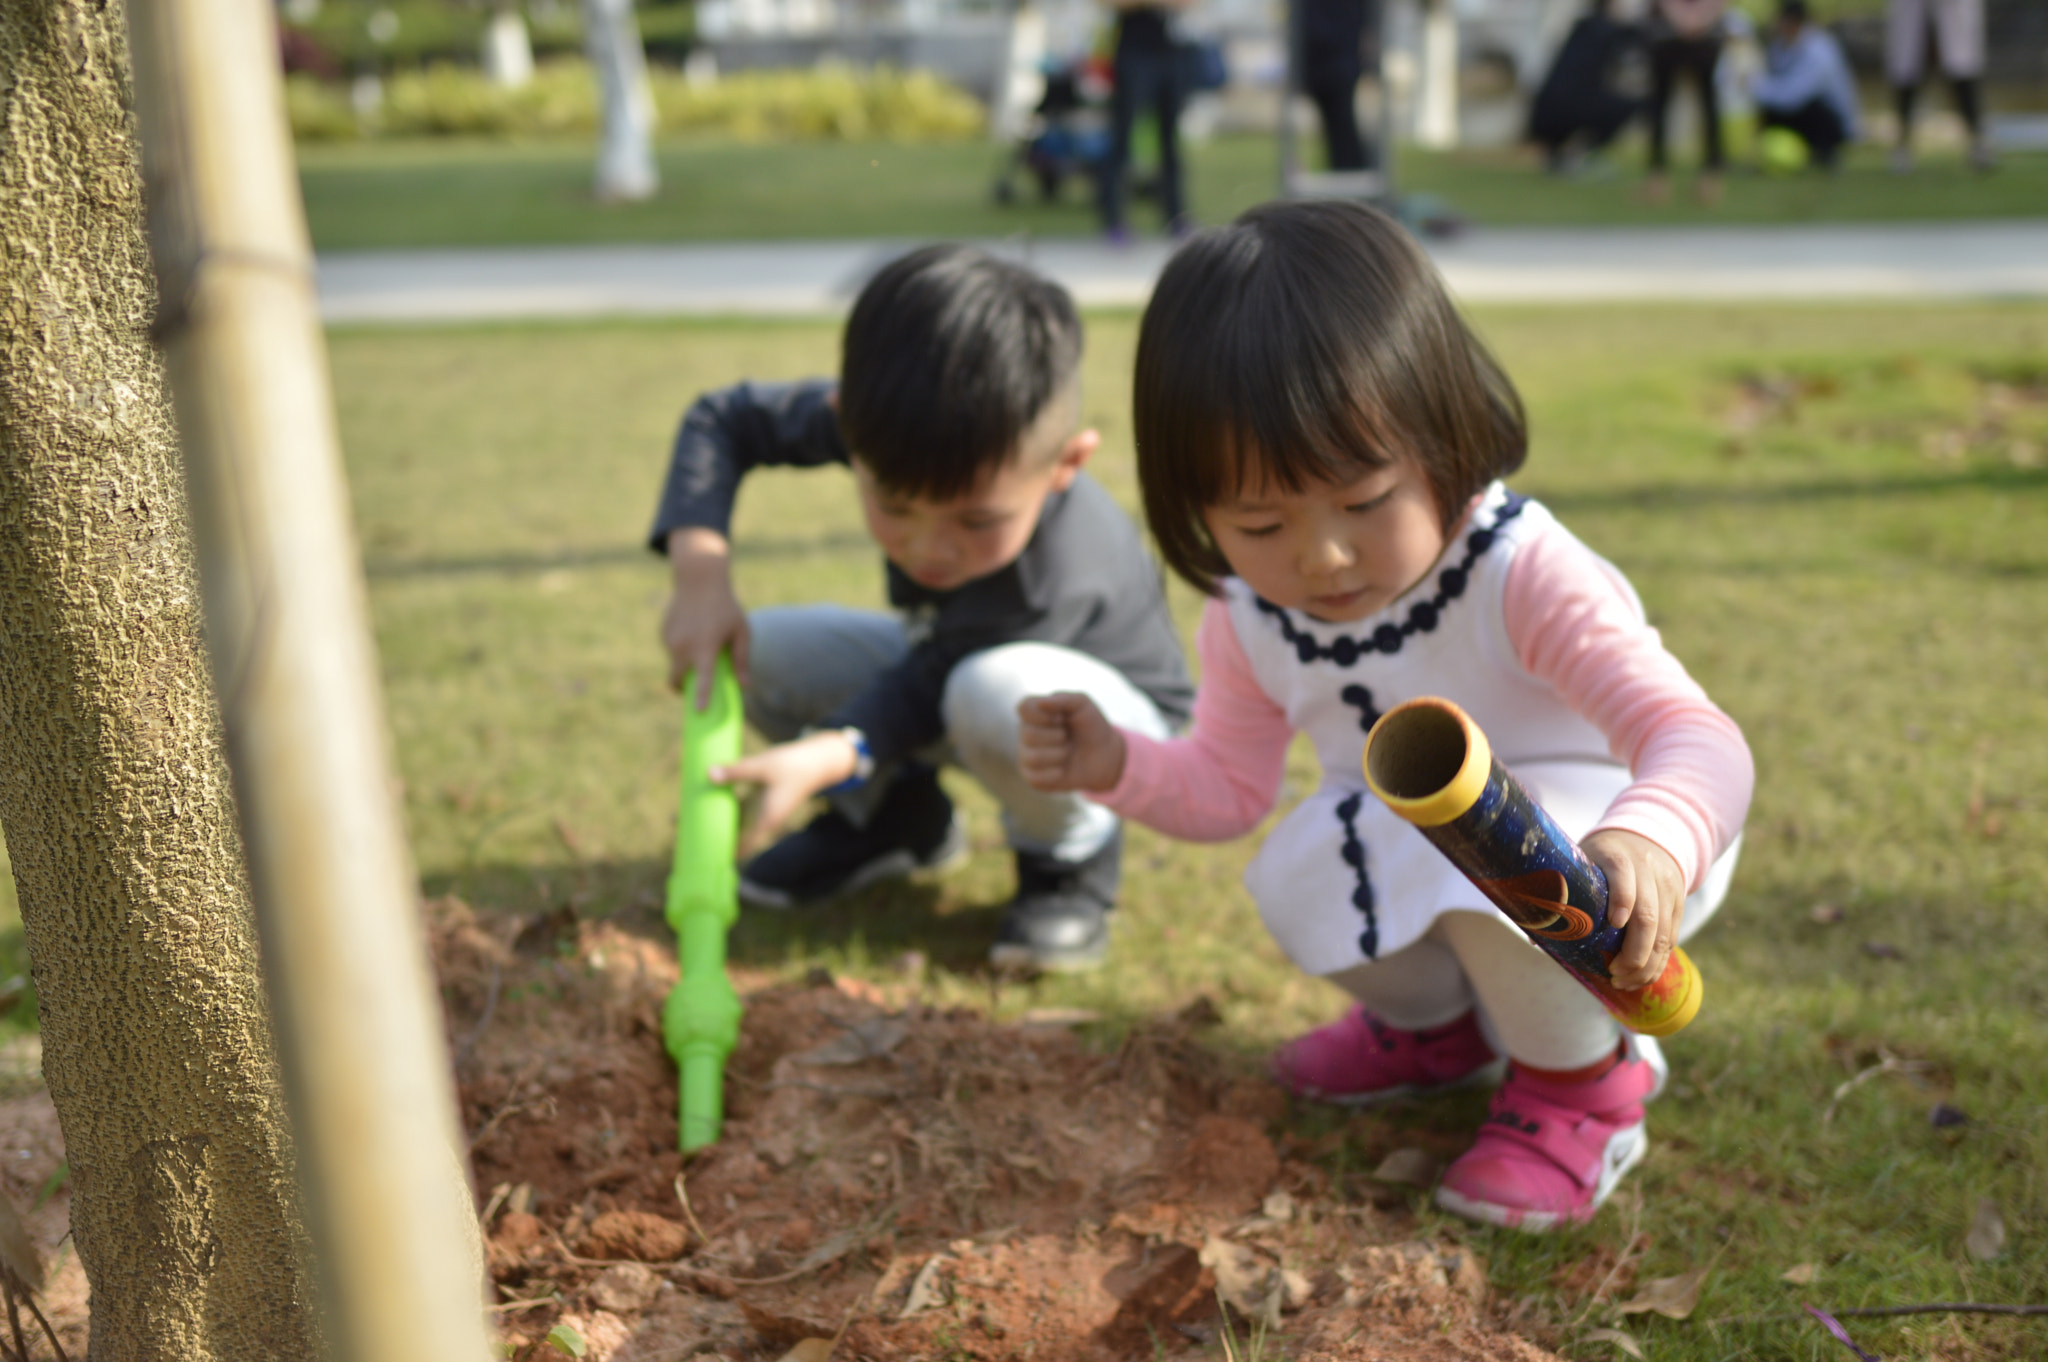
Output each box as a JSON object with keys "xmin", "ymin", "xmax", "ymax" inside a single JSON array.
[
  {"xmin": 586, "ymin": 0, "xmax": 662, "ymax": 200},
  {"xmin": 1417, "ymin": 0, "xmax": 1459, "ymax": 149}
]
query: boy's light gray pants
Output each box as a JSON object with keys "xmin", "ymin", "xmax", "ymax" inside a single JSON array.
[{"xmin": 747, "ymin": 605, "xmax": 1170, "ymax": 864}]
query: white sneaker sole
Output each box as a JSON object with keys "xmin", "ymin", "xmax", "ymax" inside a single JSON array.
[
  {"xmin": 737, "ymin": 812, "xmax": 968, "ymax": 911},
  {"xmin": 1434, "ymin": 1119, "xmax": 1647, "ymax": 1232}
]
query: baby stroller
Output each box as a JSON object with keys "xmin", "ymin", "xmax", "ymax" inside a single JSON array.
[{"xmin": 992, "ymin": 58, "xmax": 1113, "ymax": 205}]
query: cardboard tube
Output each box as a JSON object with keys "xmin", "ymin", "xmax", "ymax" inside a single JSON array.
[{"xmin": 1365, "ymin": 698, "xmax": 1703, "ymax": 1036}]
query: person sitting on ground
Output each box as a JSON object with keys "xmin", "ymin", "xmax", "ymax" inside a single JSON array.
[
  {"xmin": 1526, "ymin": 0, "xmax": 1645, "ymax": 176},
  {"xmin": 1750, "ymin": 0, "xmax": 1861, "ymax": 171},
  {"xmin": 650, "ymin": 245, "xmax": 1194, "ymax": 973},
  {"xmin": 1019, "ymin": 201, "xmax": 1752, "ymax": 1230}
]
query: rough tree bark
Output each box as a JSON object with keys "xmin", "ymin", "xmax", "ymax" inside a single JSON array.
[{"xmin": 0, "ymin": 3, "xmax": 318, "ymax": 1357}]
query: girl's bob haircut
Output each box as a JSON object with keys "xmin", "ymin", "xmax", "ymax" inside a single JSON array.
[{"xmin": 1134, "ymin": 200, "xmax": 1528, "ymax": 596}]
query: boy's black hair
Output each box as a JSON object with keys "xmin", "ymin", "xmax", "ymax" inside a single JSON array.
[
  {"xmin": 839, "ymin": 245, "xmax": 1084, "ymax": 501},
  {"xmin": 1133, "ymin": 200, "xmax": 1528, "ymax": 596},
  {"xmin": 1777, "ymin": 0, "xmax": 1810, "ymax": 23}
]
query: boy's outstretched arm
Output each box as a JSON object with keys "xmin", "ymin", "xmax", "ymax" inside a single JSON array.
[
  {"xmin": 711, "ymin": 730, "xmax": 861, "ymax": 855},
  {"xmin": 1018, "ymin": 693, "xmax": 1128, "ymax": 793},
  {"xmin": 650, "ymin": 380, "xmax": 847, "ymax": 708}
]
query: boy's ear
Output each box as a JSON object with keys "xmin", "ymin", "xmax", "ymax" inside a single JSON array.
[{"xmin": 1047, "ymin": 429, "xmax": 1100, "ymax": 492}]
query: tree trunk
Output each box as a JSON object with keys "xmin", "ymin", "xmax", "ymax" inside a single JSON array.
[{"xmin": 0, "ymin": 4, "xmax": 317, "ymax": 1358}]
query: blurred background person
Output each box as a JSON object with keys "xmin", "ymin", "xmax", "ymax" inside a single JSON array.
[
  {"xmin": 1099, "ymin": 0, "xmax": 1194, "ymax": 241},
  {"xmin": 1644, "ymin": 0, "xmax": 1729, "ymax": 204},
  {"xmin": 1526, "ymin": 0, "xmax": 1645, "ymax": 175},
  {"xmin": 1751, "ymin": 0, "xmax": 1860, "ymax": 171},
  {"xmin": 1886, "ymin": 0, "xmax": 1990, "ymax": 171},
  {"xmin": 1299, "ymin": 0, "xmax": 1376, "ymax": 171}
]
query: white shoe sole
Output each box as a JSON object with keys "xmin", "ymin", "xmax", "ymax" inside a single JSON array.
[
  {"xmin": 737, "ymin": 812, "xmax": 968, "ymax": 911},
  {"xmin": 1434, "ymin": 1119, "xmax": 1647, "ymax": 1232}
]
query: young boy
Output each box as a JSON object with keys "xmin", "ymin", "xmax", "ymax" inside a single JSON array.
[{"xmin": 651, "ymin": 245, "xmax": 1193, "ymax": 972}]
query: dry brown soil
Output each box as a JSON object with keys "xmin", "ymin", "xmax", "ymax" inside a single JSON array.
[
  {"xmin": 0, "ymin": 898, "xmax": 1565, "ymax": 1360},
  {"xmin": 438, "ymin": 898, "xmax": 1564, "ymax": 1362}
]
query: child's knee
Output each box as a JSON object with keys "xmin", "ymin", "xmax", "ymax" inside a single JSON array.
[{"xmin": 941, "ymin": 646, "xmax": 1035, "ymax": 764}]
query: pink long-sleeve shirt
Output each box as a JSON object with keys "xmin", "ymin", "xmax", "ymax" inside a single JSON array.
[{"xmin": 1096, "ymin": 523, "xmax": 1752, "ymax": 892}]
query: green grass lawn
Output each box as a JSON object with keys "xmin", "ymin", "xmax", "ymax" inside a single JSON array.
[
  {"xmin": 298, "ymin": 133, "xmax": 2048, "ymax": 251},
  {"xmin": 324, "ymin": 301, "xmax": 2048, "ymax": 1360}
]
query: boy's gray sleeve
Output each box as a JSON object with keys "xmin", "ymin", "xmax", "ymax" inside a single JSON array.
[{"xmin": 648, "ymin": 379, "xmax": 846, "ymax": 551}]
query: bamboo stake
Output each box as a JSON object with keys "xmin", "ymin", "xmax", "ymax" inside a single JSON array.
[{"xmin": 124, "ymin": 3, "xmax": 493, "ymax": 1359}]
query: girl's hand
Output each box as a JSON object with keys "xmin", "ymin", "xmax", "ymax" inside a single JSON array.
[
  {"xmin": 710, "ymin": 731, "xmax": 859, "ymax": 855},
  {"xmin": 1582, "ymin": 829, "xmax": 1686, "ymax": 992},
  {"xmin": 1017, "ymin": 693, "xmax": 1128, "ymax": 793}
]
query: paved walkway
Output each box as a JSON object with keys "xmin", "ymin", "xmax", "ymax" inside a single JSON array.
[{"xmin": 317, "ymin": 220, "xmax": 2048, "ymax": 323}]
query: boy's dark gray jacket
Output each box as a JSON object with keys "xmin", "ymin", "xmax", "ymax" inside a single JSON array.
[{"xmin": 651, "ymin": 380, "xmax": 1195, "ymax": 765}]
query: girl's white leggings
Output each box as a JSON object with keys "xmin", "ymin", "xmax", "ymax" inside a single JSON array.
[{"xmin": 1321, "ymin": 838, "xmax": 1740, "ymax": 1070}]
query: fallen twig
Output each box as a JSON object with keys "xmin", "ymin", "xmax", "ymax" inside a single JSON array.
[
  {"xmin": 1712, "ymin": 1302, "xmax": 2048, "ymax": 1325},
  {"xmin": 673, "ymin": 1173, "xmax": 711, "ymax": 1250},
  {"xmin": 487, "ymin": 1294, "xmax": 562, "ymax": 1315},
  {"xmin": 1822, "ymin": 1050, "xmax": 1929, "ymax": 1125},
  {"xmin": 679, "ymin": 1203, "xmax": 894, "ymax": 1288},
  {"xmin": 467, "ymin": 1091, "xmax": 556, "ymax": 1153},
  {"xmin": 17, "ymin": 1288, "xmax": 68, "ymax": 1362}
]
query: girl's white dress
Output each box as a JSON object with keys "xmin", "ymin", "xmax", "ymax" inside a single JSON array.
[{"xmin": 1225, "ymin": 482, "xmax": 1738, "ymax": 977}]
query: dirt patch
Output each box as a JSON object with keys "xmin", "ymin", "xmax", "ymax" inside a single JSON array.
[
  {"xmin": 0, "ymin": 896, "xmax": 1562, "ymax": 1359},
  {"xmin": 439, "ymin": 897, "xmax": 1565, "ymax": 1362}
]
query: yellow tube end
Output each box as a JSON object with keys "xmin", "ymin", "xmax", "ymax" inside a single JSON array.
[
  {"xmin": 1364, "ymin": 698, "xmax": 1493, "ymax": 828},
  {"xmin": 1628, "ymin": 948, "xmax": 1704, "ymax": 1036}
]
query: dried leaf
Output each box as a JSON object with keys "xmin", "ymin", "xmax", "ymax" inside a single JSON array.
[
  {"xmin": 1199, "ymin": 1233, "xmax": 1273, "ymax": 1315},
  {"xmin": 900, "ymin": 1255, "xmax": 949, "ymax": 1318},
  {"xmin": 1929, "ymin": 1103, "xmax": 1970, "ymax": 1129},
  {"xmin": 1965, "ymin": 1197, "xmax": 2006, "ymax": 1261},
  {"xmin": 776, "ymin": 1342, "xmax": 835, "ymax": 1362},
  {"xmin": 1582, "ymin": 1326, "xmax": 1644, "ymax": 1359},
  {"xmin": 1280, "ymin": 1267, "xmax": 1314, "ymax": 1311},
  {"xmin": 797, "ymin": 1018, "xmax": 909, "ymax": 1066},
  {"xmin": 1370, "ymin": 1147, "xmax": 1439, "ymax": 1187},
  {"xmin": 546, "ymin": 1322, "xmax": 588, "ymax": 1358},
  {"xmin": 1861, "ymin": 941, "xmax": 1903, "ymax": 960},
  {"xmin": 1261, "ymin": 1189, "xmax": 1296, "ymax": 1222},
  {"xmin": 1780, "ymin": 1262, "xmax": 1819, "ymax": 1285},
  {"xmin": 1809, "ymin": 903, "xmax": 1844, "ymax": 925},
  {"xmin": 1616, "ymin": 1264, "xmax": 1710, "ymax": 1319}
]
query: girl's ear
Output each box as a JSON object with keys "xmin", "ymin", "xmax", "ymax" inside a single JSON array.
[{"xmin": 1048, "ymin": 429, "xmax": 1100, "ymax": 491}]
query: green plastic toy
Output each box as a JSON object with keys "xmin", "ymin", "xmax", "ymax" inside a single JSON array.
[{"xmin": 662, "ymin": 654, "xmax": 744, "ymax": 1152}]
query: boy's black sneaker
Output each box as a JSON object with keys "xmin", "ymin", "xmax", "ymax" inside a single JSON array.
[
  {"xmin": 738, "ymin": 768, "xmax": 965, "ymax": 909},
  {"xmin": 988, "ymin": 829, "xmax": 1121, "ymax": 973}
]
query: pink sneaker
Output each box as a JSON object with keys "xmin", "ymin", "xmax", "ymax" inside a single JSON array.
[
  {"xmin": 1270, "ymin": 1006, "xmax": 1502, "ymax": 1105},
  {"xmin": 1434, "ymin": 1037, "xmax": 1666, "ymax": 1232}
]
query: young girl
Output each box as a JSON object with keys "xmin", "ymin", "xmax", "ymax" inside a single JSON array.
[{"xmin": 1018, "ymin": 201, "xmax": 1752, "ymax": 1230}]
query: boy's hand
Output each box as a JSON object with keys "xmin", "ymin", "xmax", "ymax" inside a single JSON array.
[
  {"xmin": 1018, "ymin": 692, "xmax": 1127, "ymax": 793},
  {"xmin": 1582, "ymin": 829, "xmax": 1686, "ymax": 992},
  {"xmin": 662, "ymin": 526, "xmax": 750, "ymax": 710},
  {"xmin": 711, "ymin": 731, "xmax": 860, "ymax": 856}
]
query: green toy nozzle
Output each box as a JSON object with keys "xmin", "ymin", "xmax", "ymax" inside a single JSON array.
[{"xmin": 663, "ymin": 654, "xmax": 744, "ymax": 1152}]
